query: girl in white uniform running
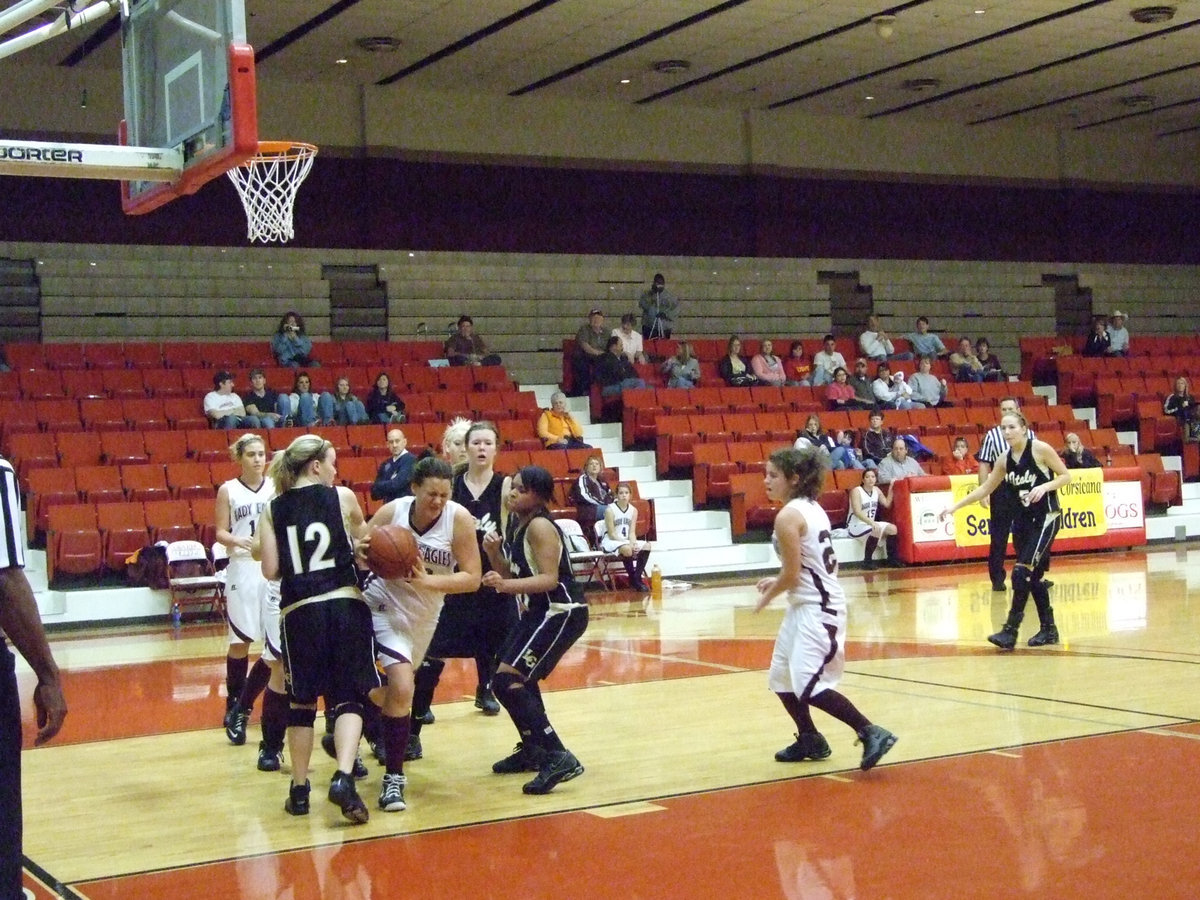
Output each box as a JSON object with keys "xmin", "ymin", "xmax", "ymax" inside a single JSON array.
[
  {"xmin": 755, "ymin": 447, "xmax": 898, "ymax": 771},
  {"xmin": 215, "ymin": 434, "xmax": 287, "ymax": 771},
  {"xmin": 846, "ymin": 468, "xmax": 897, "ymax": 569},
  {"xmin": 361, "ymin": 456, "xmax": 482, "ymax": 811},
  {"xmin": 598, "ymin": 483, "xmax": 651, "ymax": 591}
]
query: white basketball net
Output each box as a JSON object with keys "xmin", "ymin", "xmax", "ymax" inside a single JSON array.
[{"xmin": 226, "ymin": 141, "xmax": 317, "ymax": 244}]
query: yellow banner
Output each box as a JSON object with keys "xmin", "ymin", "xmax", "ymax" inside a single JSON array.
[
  {"xmin": 1056, "ymin": 467, "xmax": 1107, "ymax": 537},
  {"xmin": 949, "ymin": 474, "xmax": 991, "ymax": 547}
]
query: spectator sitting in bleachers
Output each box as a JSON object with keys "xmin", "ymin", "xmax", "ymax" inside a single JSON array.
[
  {"xmin": 846, "ymin": 358, "xmax": 878, "ymax": 408},
  {"xmin": 241, "ymin": 367, "xmax": 288, "ymax": 429},
  {"xmin": 811, "ymin": 334, "xmax": 846, "ymax": 387},
  {"xmin": 570, "ymin": 308, "xmax": 610, "ymax": 397},
  {"xmin": 943, "ymin": 437, "xmax": 978, "ymax": 475},
  {"xmin": 718, "ymin": 336, "xmax": 758, "ymax": 387},
  {"xmin": 783, "ymin": 340, "xmax": 812, "ymax": 386},
  {"xmin": 444, "ymin": 315, "xmax": 501, "ymax": 366},
  {"xmin": 572, "ymin": 454, "xmax": 614, "ymax": 525},
  {"xmin": 872, "ymin": 362, "xmax": 916, "ymax": 410},
  {"xmin": 271, "ymin": 311, "xmax": 318, "ymax": 368},
  {"xmin": 876, "ymin": 436, "xmax": 927, "ymax": 486},
  {"xmin": 285, "ymin": 371, "xmax": 319, "ymax": 427},
  {"xmin": 860, "ymin": 314, "xmax": 913, "ymax": 363},
  {"xmin": 950, "ymin": 337, "xmax": 986, "ymax": 382},
  {"xmin": 1163, "ymin": 376, "xmax": 1200, "ymax": 441},
  {"xmin": 794, "ymin": 413, "xmax": 865, "ymax": 470},
  {"xmin": 1082, "ymin": 316, "xmax": 1111, "ymax": 358},
  {"xmin": 750, "ymin": 339, "xmax": 787, "ymax": 387},
  {"xmin": 1106, "ymin": 310, "xmax": 1129, "ymax": 357},
  {"xmin": 204, "ymin": 371, "xmax": 259, "ymax": 430},
  {"xmin": 365, "ymin": 372, "xmax": 406, "ymax": 424},
  {"xmin": 612, "ymin": 313, "xmax": 646, "ymax": 364},
  {"xmin": 371, "ymin": 428, "xmax": 416, "ymax": 501},
  {"xmin": 537, "ymin": 391, "xmax": 591, "ymax": 449},
  {"xmin": 905, "ymin": 316, "xmax": 948, "ymax": 359},
  {"xmin": 826, "ymin": 366, "xmax": 871, "ymax": 411},
  {"xmin": 1061, "ymin": 433, "xmax": 1101, "ymax": 469},
  {"xmin": 862, "ymin": 411, "xmax": 894, "ymax": 467},
  {"xmin": 317, "ymin": 376, "xmax": 369, "ymax": 426},
  {"xmin": 975, "ymin": 338, "xmax": 1006, "ymax": 382},
  {"xmin": 661, "ymin": 341, "xmax": 700, "ymax": 388},
  {"xmin": 909, "ymin": 355, "xmax": 949, "ymax": 407},
  {"xmin": 595, "ymin": 336, "xmax": 647, "ymax": 398}
]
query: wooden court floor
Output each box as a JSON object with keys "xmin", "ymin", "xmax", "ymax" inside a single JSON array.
[{"xmin": 16, "ymin": 545, "xmax": 1200, "ymax": 899}]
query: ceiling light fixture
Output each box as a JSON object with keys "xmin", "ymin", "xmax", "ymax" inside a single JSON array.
[
  {"xmin": 1129, "ymin": 5, "xmax": 1175, "ymax": 23},
  {"xmin": 1118, "ymin": 94, "xmax": 1155, "ymax": 107},
  {"xmin": 651, "ymin": 59, "xmax": 691, "ymax": 75},
  {"xmin": 901, "ymin": 77, "xmax": 941, "ymax": 92},
  {"xmin": 335, "ymin": 58, "xmax": 348, "ymax": 65},
  {"xmin": 354, "ymin": 36, "xmax": 402, "ymax": 53},
  {"xmin": 619, "ymin": 78, "xmax": 630, "ymax": 84},
  {"xmin": 872, "ymin": 14, "xmax": 896, "ymax": 39}
]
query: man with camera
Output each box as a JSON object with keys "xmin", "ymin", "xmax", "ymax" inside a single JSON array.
[{"xmin": 637, "ymin": 273, "xmax": 679, "ymax": 340}]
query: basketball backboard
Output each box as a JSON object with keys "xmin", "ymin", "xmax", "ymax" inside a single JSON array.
[
  {"xmin": 0, "ymin": 0, "xmax": 256, "ymax": 215},
  {"xmin": 120, "ymin": 0, "xmax": 257, "ymax": 214}
]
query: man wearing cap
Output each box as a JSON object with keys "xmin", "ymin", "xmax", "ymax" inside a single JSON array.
[
  {"xmin": 571, "ymin": 309, "xmax": 610, "ymax": 397},
  {"xmin": 637, "ymin": 273, "xmax": 679, "ymax": 340},
  {"xmin": 204, "ymin": 371, "xmax": 259, "ymax": 429},
  {"xmin": 847, "ymin": 359, "xmax": 879, "ymax": 409},
  {"xmin": 1107, "ymin": 310, "xmax": 1129, "ymax": 357}
]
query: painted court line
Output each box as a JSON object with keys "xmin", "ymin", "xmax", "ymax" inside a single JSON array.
[
  {"xmin": 1145, "ymin": 728, "xmax": 1200, "ymax": 742},
  {"xmin": 577, "ymin": 641, "xmax": 749, "ymax": 673},
  {"xmin": 987, "ymin": 750, "xmax": 1023, "ymax": 758},
  {"xmin": 586, "ymin": 801, "xmax": 667, "ymax": 818}
]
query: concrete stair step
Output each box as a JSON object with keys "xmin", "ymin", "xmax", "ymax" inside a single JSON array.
[
  {"xmin": 638, "ymin": 479, "xmax": 691, "ymax": 500},
  {"xmin": 652, "ymin": 543, "xmax": 775, "ymax": 577},
  {"xmin": 656, "ymin": 510, "xmax": 729, "ymax": 531},
  {"xmin": 653, "ymin": 524, "xmax": 731, "ymax": 550},
  {"xmin": 652, "ymin": 495, "xmax": 694, "ymax": 514}
]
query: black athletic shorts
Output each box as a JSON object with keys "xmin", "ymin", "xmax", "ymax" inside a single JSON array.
[
  {"xmin": 280, "ymin": 596, "xmax": 379, "ymax": 706},
  {"xmin": 499, "ymin": 603, "xmax": 588, "ymax": 682}
]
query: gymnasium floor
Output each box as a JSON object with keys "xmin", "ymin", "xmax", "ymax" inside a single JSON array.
[{"xmin": 17, "ymin": 545, "xmax": 1200, "ymax": 900}]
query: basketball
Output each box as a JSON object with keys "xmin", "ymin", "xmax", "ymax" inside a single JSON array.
[{"xmin": 366, "ymin": 524, "xmax": 420, "ymax": 579}]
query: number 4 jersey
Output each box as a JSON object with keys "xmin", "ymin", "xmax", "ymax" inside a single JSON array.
[
  {"xmin": 270, "ymin": 483, "xmax": 360, "ymax": 610},
  {"xmin": 771, "ymin": 497, "xmax": 847, "ymax": 610}
]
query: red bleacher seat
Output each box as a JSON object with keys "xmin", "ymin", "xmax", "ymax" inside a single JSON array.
[
  {"xmin": 102, "ymin": 369, "xmax": 148, "ymax": 399},
  {"xmin": 144, "ymin": 499, "xmax": 197, "ymax": 544},
  {"xmin": 27, "ymin": 467, "xmax": 79, "ymax": 538},
  {"xmin": 56, "ymin": 432, "xmax": 102, "ymax": 468},
  {"xmin": 142, "ymin": 369, "xmax": 187, "ymax": 398},
  {"xmin": 121, "ymin": 464, "xmax": 171, "ymax": 502},
  {"xmin": 96, "ymin": 502, "xmax": 149, "ymax": 572},
  {"xmin": 84, "ymin": 343, "xmax": 126, "ymax": 370},
  {"xmin": 44, "ymin": 343, "xmax": 87, "ymax": 370},
  {"xmin": 76, "ymin": 465, "xmax": 125, "ymax": 505},
  {"xmin": 100, "ymin": 430, "xmax": 152, "ymax": 466},
  {"xmin": 47, "ymin": 504, "xmax": 102, "ymax": 580}
]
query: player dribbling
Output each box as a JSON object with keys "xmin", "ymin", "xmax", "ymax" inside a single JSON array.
[{"xmin": 360, "ymin": 457, "xmax": 482, "ymax": 811}]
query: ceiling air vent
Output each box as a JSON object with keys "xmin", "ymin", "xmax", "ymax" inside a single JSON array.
[
  {"xmin": 901, "ymin": 77, "xmax": 941, "ymax": 93},
  {"xmin": 1118, "ymin": 94, "xmax": 1155, "ymax": 107},
  {"xmin": 651, "ymin": 59, "xmax": 691, "ymax": 75},
  {"xmin": 355, "ymin": 36, "xmax": 402, "ymax": 52},
  {"xmin": 1129, "ymin": 6, "xmax": 1175, "ymax": 23}
]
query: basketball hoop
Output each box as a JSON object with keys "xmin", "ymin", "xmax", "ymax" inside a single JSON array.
[{"xmin": 226, "ymin": 141, "xmax": 317, "ymax": 244}]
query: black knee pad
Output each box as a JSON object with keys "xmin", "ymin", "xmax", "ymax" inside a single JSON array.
[
  {"xmin": 1012, "ymin": 565, "xmax": 1032, "ymax": 593},
  {"xmin": 288, "ymin": 705, "xmax": 317, "ymax": 728},
  {"xmin": 492, "ymin": 671, "xmax": 524, "ymax": 694},
  {"xmin": 330, "ymin": 700, "xmax": 364, "ymax": 720}
]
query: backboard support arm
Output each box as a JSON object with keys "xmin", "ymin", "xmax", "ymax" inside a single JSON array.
[{"xmin": 0, "ymin": 139, "xmax": 182, "ymax": 181}]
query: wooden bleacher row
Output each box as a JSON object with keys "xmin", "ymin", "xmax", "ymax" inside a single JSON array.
[
  {"xmin": 565, "ymin": 336, "xmax": 961, "ymax": 397},
  {"xmin": 10, "ymin": 417, "xmax": 556, "ymax": 508},
  {"xmin": 0, "ymin": 363, "xmax": 516, "ymax": 407},
  {"xmin": 620, "ymin": 381, "xmax": 1043, "ymax": 451},
  {"xmin": 685, "ymin": 420, "xmax": 1132, "ymax": 508},
  {"xmin": 1019, "ymin": 334, "xmax": 1200, "ymax": 386},
  {"xmin": 0, "ymin": 387, "xmax": 539, "ymax": 463},
  {"xmin": 1, "ymin": 340, "xmax": 446, "ymax": 372},
  {"xmin": 725, "ymin": 455, "xmax": 1182, "ymax": 540},
  {"xmin": 40, "ymin": 446, "xmax": 651, "ymax": 584}
]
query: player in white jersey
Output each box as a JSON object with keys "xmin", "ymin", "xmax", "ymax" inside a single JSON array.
[
  {"xmin": 360, "ymin": 456, "xmax": 481, "ymax": 811},
  {"xmin": 215, "ymin": 434, "xmax": 288, "ymax": 771},
  {"xmin": 597, "ymin": 483, "xmax": 651, "ymax": 590},
  {"xmin": 755, "ymin": 447, "xmax": 898, "ymax": 771},
  {"xmin": 846, "ymin": 468, "xmax": 897, "ymax": 568}
]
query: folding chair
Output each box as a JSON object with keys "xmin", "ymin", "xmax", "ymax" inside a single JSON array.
[
  {"xmin": 165, "ymin": 540, "xmax": 226, "ymax": 619},
  {"xmin": 556, "ymin": 518, "xmax": 614, "ymax": 590}
]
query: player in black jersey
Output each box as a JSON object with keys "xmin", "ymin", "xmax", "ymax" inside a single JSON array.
[
  {"xmin": 941, "ymin": 411, "xmax": 1071, "ymax": 650},
  {"xmin": 259, "ymin": 435, "xmax": 378, "ymax": 823},
  {"xmin": 482, "ymin": 465, "xmax": 589, "ymax": 795}
]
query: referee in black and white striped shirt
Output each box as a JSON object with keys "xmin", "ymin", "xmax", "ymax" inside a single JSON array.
[
  {"xmin": 0, "ymin": 454, "xmax": 67, "ymax": 897},
  {"xmin": 975, "ymin": 398, "xmax": 1033, "ymax": 591}
]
